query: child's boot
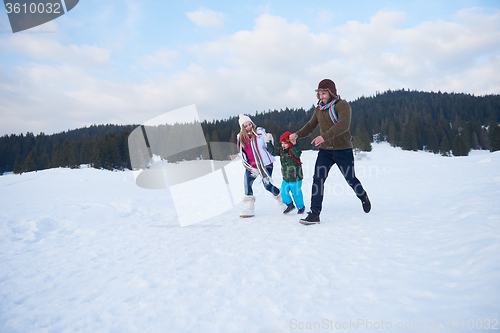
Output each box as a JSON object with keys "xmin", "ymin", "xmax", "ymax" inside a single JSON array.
[{"xmin": 283, "ymin": 203, "xmax": 295, "ymax": 214}]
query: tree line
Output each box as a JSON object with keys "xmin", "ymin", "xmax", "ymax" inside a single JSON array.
[
  {"xmin": 1, "ymin": 89, "xmax": 500, "ymax": 175},
  {"xmin": 0, "ymin": 125, "xmax": 135, "ymax": 175},
  {"xmin": 201, "ymin": 89, "xmax": 500, "ymax": 155},
  {"xmin": 350, "ymin": 89, "xmax": 500, "ymax": 156}
]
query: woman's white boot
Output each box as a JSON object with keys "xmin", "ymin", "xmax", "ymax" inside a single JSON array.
[
  {"xmin": 239, "ymin": 195, "xmax": 255, "ymax": 218},
  {"xmin": 273, "ymin": 192, "xmax": 286, "ymax": 211}
]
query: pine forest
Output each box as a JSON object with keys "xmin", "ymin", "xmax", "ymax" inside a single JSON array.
[{"xmin": 2, "ymin": 89, "xmax": 500, "ymax": 175}]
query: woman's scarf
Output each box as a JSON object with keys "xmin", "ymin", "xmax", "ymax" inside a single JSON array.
[
  {"xmin": 241, "ymin": 133, "xmax": 272, "ymax": 184},
  {"xmin": 319, "ymin": 97, "xmax": 339, "ymax": 124}
]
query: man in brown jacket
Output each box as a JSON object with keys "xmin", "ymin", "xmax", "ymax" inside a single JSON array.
[{"xmin": 289, "ymin": 79, "xmax": 371, "ymax": 225}]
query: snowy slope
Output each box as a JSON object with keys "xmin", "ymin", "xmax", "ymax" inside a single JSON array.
[{"xmin": 1, "ymin": 143, "xmax": 499, "ymax": 332}]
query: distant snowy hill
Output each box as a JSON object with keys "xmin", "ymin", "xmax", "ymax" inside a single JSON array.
[{"xmin": 1, "ymin": 143, "xmax": 499, "ymax": 332}]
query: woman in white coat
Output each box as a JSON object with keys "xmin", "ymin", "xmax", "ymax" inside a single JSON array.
[{"xmin": 237, "ymin": 114, "xmax": 284, "ymax": 217}]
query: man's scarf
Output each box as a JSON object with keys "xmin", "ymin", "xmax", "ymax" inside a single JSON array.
[
  {"xmin": 319, "ymin": 97, "xmax": 339, "ymax": 124},
  {"xmin": 241, "ymin": 133, "xmax": 272, "ymax": 184}
]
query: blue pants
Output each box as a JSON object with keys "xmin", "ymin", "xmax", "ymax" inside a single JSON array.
[
  {"xmin": 281, "ymin": 180, "xmax": 304, "ymax": 210},
  {"xmin": 244, "ymin": 164, "xmax": 280, "ymax": 196},
  {"xmin": 311, "ymin": 148, "xmax": 367, "ymax": 215}
]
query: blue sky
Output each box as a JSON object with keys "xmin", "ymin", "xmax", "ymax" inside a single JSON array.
[{"xmin": 1, "ymin": 0, "xmax": 499, "ymax": 136}]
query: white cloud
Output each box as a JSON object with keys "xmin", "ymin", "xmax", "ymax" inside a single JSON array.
[
  {"xmin": 397, "ymin": 9, "xmax": 500, "ymax": 69},
  {"xmin": 329, "ymin": 9, "xmax": 500, "ymax": 95},
  {"xmin": 0, "ymin": 34, "xmax": 111, "ymax": 68},
  {"xmin": 137, "ymin": 47, "xmax": 180, "ymax": 70},
  {"xmin": 0, "ymin": 64, "xmax": 121, "ymax": 135},
  {"xmin": 316, "ymin": 10, "xmax": 336, "ymax": 26},
  {"xmin": 336, "ymin": 11, "xmax": 406, "ymax": 54},
  {"xmin": 2, "ymin": 8, "xmax": 500, "ymax": 136},
  {"xmin": 124, "ymin": 0, "xmax": 142, "ymax": 36},
  {"xmin": 186, "ymin": 8, "xmax": 225, "ymax": 29},
  {"xmin": 143, "ymin": 9, "xmax": 500, "ymax": 112},
  {"xmin": 194, "ymin": 14, "xmax": 332, "ymax": 76}
]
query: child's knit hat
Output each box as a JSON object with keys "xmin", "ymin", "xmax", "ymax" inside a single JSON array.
[
  {"xmin": 280, "ymin": 131, "xmax": 293, "ymax": 143},
  {"xmin": 239, "ymin": 114, "xmax": 254, "ymax": 127}
]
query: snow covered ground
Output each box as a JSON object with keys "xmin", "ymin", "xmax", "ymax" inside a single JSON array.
[{"xmin": 1, "ymin": 142, "xmax": 499, "ymax": 332}]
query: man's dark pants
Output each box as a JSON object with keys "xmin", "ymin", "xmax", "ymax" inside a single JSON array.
[{"xmin": 311, "ymin": 148, "xmax": 367, "ymax": 215}]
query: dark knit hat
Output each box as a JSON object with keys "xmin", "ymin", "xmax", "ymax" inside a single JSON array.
[
  {"xmin": 315, "ymin": 79, "xmax": 337, "ymax": 96},
  {"xmin": 280, "ymin": 131, "xmax": 292, "ymax": 143}
]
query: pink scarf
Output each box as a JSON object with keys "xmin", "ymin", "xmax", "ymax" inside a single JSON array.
[{"xmin": 240, "ymin": 134, "xmax": 272, "ymax": 184}]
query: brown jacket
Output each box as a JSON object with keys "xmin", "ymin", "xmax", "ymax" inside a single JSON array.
[{"xmin": 296, "ymin": 99, "xmax": 353, "ymax": 150}]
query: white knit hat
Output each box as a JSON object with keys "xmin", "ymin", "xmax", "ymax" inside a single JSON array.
[{"xmin": 238, "ymin": 114, "xmax": 254, "ymax": 127}]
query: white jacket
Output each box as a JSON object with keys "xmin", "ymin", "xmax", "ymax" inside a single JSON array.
[{"xmin": 238, "ymin": 127, "xmax": 275, "ymax": 167}]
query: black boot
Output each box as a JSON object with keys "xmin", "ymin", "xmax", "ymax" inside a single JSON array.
[
  {"xmin": 300, "ymin": 211, "xmax": 320, "ymax": 225},
  {"xmin": 361, "ymin": 194, "xmax": 371, "ymax": 213},
  {"xmin": 283, "ymin": 203, "xmax": 295, "ymax": 214}
]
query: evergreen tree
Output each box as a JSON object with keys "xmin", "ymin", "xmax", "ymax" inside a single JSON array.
[
  {"xmin": 452, "ymin": 115, "xmax": 462, "ymax": 133},
  {"xmin": 51, "ymin": 142, "xmax": 65, "ymax": 168},
  {"xmin": 24, "ymin": 149, "xmax": 38, "ymax": 172},
  {"xmin": 490, "ymin": 124, "xmax": 500, "ymax": 152},
  {"xmin": 22, "ymin": 132, "xmax": 35, "ymax": 161},
  {"xmin": 387, "ymin": 122, "xmax": 396, "ymax": 147},
  {"xmin": 13, "ymin": 154, "xmax": 23, "ymax": 174},
  {"xmin": 117, "ymin": 130, "xmax": 132, "ymax": 170},
  {"xmin": 79, "ymin": 139, "xmax": 93, "ymax": 166},
  {"xmin": 426, "ymin": 127, "xmax": 439, "ymax": 153},
  {"xmin": 211, "ymin": 130, "xmax": 219, "ymax": 142},
  {"xmin": 229, "ymin": 130, "xmax": 237, "ymax": 144},
  {"xmin": 452, "ymin": 134, "xmax": 468, "ymax": 156},
  {"xmin": 480, "ymin": 127, "xmax": 490, "ymax": 150},
  {"xmin": 352, "ymin": 131, "xmax": 363, "ymax": 155},
  {"xmin": 440, "ymin": 136, "xmax": 451, "ymax": 156},
  {"xmin": 402, "ymin": 125, "xmax": 418, "ymax": 151},
  {"xmin": 460, "ymin": 125, "xmax": 471, "ymax": 152},
  {"xmin": 61, "ymin": 139, "xmax": 71, "ymax": 168},
  {"xmin": 37, "ymin": 152, "xmax": 50, "ymax": 170},
  {"xmin": 358, "ymin": 127, "xmax": 372, "ymax": 152},
  {"xmin": 90, "ymin": 136, "xmax": 103, "ymax": 168},
  {"xmin": 99, "ymin": 132, "xmax": 122, "ymax": 170},
  {"xmin": 471, "ymin": 132, "xmax": 480, "ymax": 150},
  {"xmin": 68, "ymin": 141, "xmax": 80, "ymax": 169}
]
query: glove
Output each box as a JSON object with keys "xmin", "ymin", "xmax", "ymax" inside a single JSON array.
[{"xmin": 265, "ymin": 133, "xmax": 273, "ymax": 143}]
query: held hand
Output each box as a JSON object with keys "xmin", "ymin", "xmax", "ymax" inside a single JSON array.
[
  {"xmin": 311, "ymin": 136, "xmax": 325, "ymax": 146},
  {"xmin": 289, "ymin": 133, "xmax": 298, "ymax": 144},
  {"xmin": 265, "ymin": 133, "xmax": 273, "ymax": 143}
]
